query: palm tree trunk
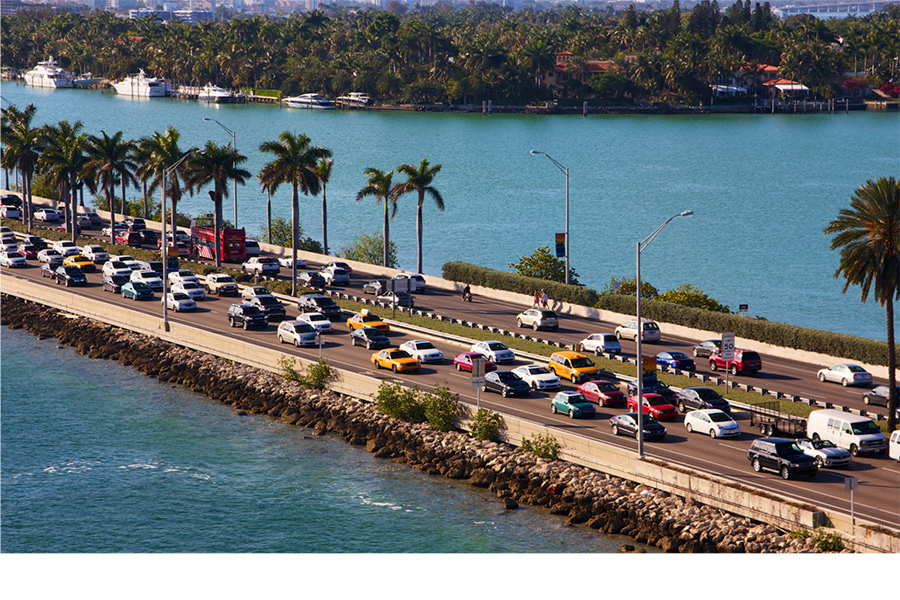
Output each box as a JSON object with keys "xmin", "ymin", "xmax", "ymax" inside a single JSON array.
[
  {"xmin": 25, "ymin": 171, "xmax": 33, "ymax": 235},
  {"xmin": 416, "ymin": 195, "xmax": 424, "ymax": 273},
  {"xmin": 886, "ymin": 296, "xmax": 897, "ymax": 432},
  {"xmin": 291, "ymin": 184, "xmax": 299, "ymax": 297},
  {"xmin": 383, "ymin": 200, "xmax": 390, "ymax": 267},
  {"xmin": 171, "ymin": 196, "xmax": 178, "ymax": 241},
  {"xmin": 69, "ymin": 175, "xmax": 79, "ymax": 244},
  {"xmin": 121, "ymin": 179, "xmax": 127, "ymax": 217},
  {"xmin": 321, "ymin": 186, "xmax": 328, "ymax": 256},
  {"xmin": 142, "ymin": 181, "xmax": 149, "ymax": 219},
  {"xmin": 213, "ymin": 188, "xmax": 222, "ymax": 269},
  {"xmin": 108, "ymin": 184, "xmax": 116, "ymax": 244}
]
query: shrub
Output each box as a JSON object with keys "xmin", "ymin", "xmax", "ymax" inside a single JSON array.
[
  {"xmin": 278, "ymin": 355, "xmax": 302, "ymax": 381},
  {"xmin": 374, "ymin": 381, "xmax": 427, "ymax": 423},
  {"xmin": 301, "ymin": 357, "xmax": 336, "ymax": 390},
  {"xmin": 811, "ymin": 529, "xmax": 845, "ymax": 552},
  {"xmin": 423, "ymin": 382, "xmax": 461, "ymax": 432},
  {"xmin": 442, "ymin": 261, "xmax": 598, "ymax": 307},
  {"xmin": 469, "ymin": 408, "xmax": 503, "ymax": 442},
  {"xmin": 521, "ymin": 432, "xmax": 561, "ymax": 460}
]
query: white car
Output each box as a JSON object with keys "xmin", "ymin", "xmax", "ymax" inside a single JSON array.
[
  {"xmin": 277, "ymin": 320, "xmax": 319, "ymax": 347},
  {"xmin": 579, "ymin": 333, "xmax": 621, "ymax": 355},
  {"xmin": 102, "ymin": 260, "xmax": 132, "ymax": 276},
  {"xmin": 101, "ymin": 224, "xmax": 127, "ymax": 237},
  {"xmin": 242, "ymin": 256, "xmax": 280, "ymax": 276},
  {"xmin": 241, "ymin": 285, "xmax": 273, "ymax": 301},
  {"xmin": 393, "ymin": 272, "xmax": 426, "ymax": 293},
  {"xmin": 471, "ymin": 340, "xmax": 515, "ymax": 364},
  {"xmin": 400, "ymin": 340, "xmax": 444, "ymax": 364},
  {"xmin": 816, "ymin": 364, "xmax": 873, "ymax": 387},
  {"xmin": 516, "ymin": 308, "xmax": 559, "ymax": 331},
  {"xmin": 683, "ymin": 409, "xmax": 741, "ymax": 439},
  {"xmin": 166, "ymin": 292, "xmax": 196, "ymax": 312},
  {"xmin": 130, "ymin": 269, "xmax": 163, "ymax": 291},
  {"xmin": 797, "ymin": 439, "xmax": 852, "ymax": 468},
  {"xmin": 81, "ymin": 245, "xmax": 110, "ymax": 263},
  {"xmin": 513, "ymin": 364, "xmax": 562, "ymax": 391},
  {"xmin": 0, "ymin": 205, "xmax": 20, "ymax": 219},
  {"xmin": 34, "ymin": 208, "xmax": 60, "ymax": 222},
  {"xmin": 296, "ymin": 312, "xmax": 332, "ymax": 334},
  {"xmin": 244, "ymin": 239, "xmax": 261, "ymax": 257},
  {"xmin": 52, "ymin": 240, "xmax": 80, "ymax": 257},
  {"xmin": 0, "ymin": 251, "xmax": 27, "ymax": 268},
  {"xmin": 168, "ymin": 269, "xmax": 201, "ymax": 286},
  {"xmin": 277, "ymin": 256, "xmax": 307, "ymax": 269},
  {"xmin": 171, "ymin": 281, "xmax": 206, "ymax": 300},
  {"xmin": 320, "ymin": 265, "xmax": 350, "ymax": 286},
  {"xmin": 112, "ymin": 254, "xmax": 142, "ymax": 270},
  {"xmin": 3, "ymin": 242, "xmax": 20, "ymax": 254},
  {"xmin": 174, "ymin": 229, "xmax": 190, "ymax": 244},
  {"xmin": 615, "ymin": 319, "xmax": 661, "ymax": 343}
]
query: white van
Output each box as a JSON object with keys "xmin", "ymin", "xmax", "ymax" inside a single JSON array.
[
  {"xmin": 806, "ymin": 409, "xmax": 888, "ymax": 457},
  {"xmin": 890, "ymin": 430, "xmax": 900, "ymax": 462}
]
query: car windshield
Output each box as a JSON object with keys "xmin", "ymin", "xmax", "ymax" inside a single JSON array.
[
  {"xmin": 62, "ymin": 266, "xmax": 80, "ymax": 274},
  {"xmin": 570, "ymin": 357, "xmax": 594, "ymax": 368},
  {"xmin": 775, "ymin": 442, "xmax": 803, "ymax": 457},
  {"xmin": 258, "ymin": 258, "xmax": 277, "ymax": 264},
  {"xmin": 181, "ymin": 282, "xmax": 200, "ymax": 290},
  {"xmin": 179, "ymin": 270, "xmax": 194, "ymax": 277},
  {"xmin": 487, "ymin": 342, "xmax": 507, "ymax": 351},
  {"xmin": 538, "ymin": 311, "xmax": 556, "ymax": 318},
  {"xmin": 390, "ymin": 350, "xmax": 411, "ymax": 359},
  {"xmin": 603, "ymin": 335, "xmax": 618, "ymax": 342},
  {"xmin": 851, "ymin": 421, "xmax": 881, "ymax": 435},
  {"xmin": 597, "ymin": 383, "xmax": 619, "ymax": 392},
  {"xmin": 295, "ymin": 323, "xmax": 315, "ymax": 333},
  {"xmin": 363, "ymin": 329, "xmax": 386, "ymax": 338},
  {"xmin": 528, "ymin": 366, "xmax": 551, "ymax": 375},
  {"xmin": 307, "ymin": 315, "xmax": 327, "ymax": 322},
  {"xmin": 172, "ymin": 293, "xmax": 190, "ymax": 300},
  {"xmin": 242, "ymin": 306, "xmax": 261, "ymax": 315},
  {"xmin": 132, "ymin": 282, "xmax": 150, "ymax": 290},
  {"xmin": 257, "ymin": 297, "xmax": 279, "ymax": 306},
  {"xmin": 645, "ymin": 397, "xmax": 669, "ymax": 406},
  {"xmin": 111, "ymin": 276, "xmax": 128, "ymax": 284},
  {"xmin": 694, "ymin": 388, "xmax": 721, "ymax": 400},
  {"xmin": 217, "ymin": 276, "xmax": 235, "ymax": 283},
  {"xmin": 708, "ymin": 412, "xmax": 732, "ymax": 423},
  {"xmin": 313, "ymin": 298, "xmax": 335, "ymax": 307},
  {"xmin": 361, "ymin": 315, "xmax": 381, "ymax": 322},
  {"xmin": 669, "ymin": 352, "xmax": 689, "ymax": 359},
  {"xmin": 496, "ymin": 372, "xmax": 519, "ymax": 382},
  {"xmin": 415, "ymin": 342, "xmax": 436, "ymax": 350},
  {"xmin": 566, "ymin": 394, "xmax": 587, "ymax": 404},
  {"xmin": 88, "ymin": 246, "xmax": 103, "ymax": 252},
  {"xmin": 812, "ymin": 440, "xmax": 836, "ymax": 449},
  {"xmin": 742, "ymin": 352, "xmax": 761, "ymax": 361}
]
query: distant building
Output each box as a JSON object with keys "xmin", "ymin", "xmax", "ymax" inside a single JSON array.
[{"xmin": 542, "ymin": 51, "xmax": 616, "ymax": 89}]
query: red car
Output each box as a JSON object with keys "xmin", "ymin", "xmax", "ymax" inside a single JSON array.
[
  {"xmin": 577, "ymin": 380, "xmax": 627, "ymax": 408},
  {"xmin": 115, "ymin": 231, "xmax": 143, "ymax": 247},
  {"xmin": 709, "ymin": 349, "xmax": 762, "ymax": 376},
  {"xmin": 627, "ymin": 393, "xmax": 678, "ymax": 421},
  {"xmin": 453, "ymin": 352, "xmax": 497, "ymax": 373}
]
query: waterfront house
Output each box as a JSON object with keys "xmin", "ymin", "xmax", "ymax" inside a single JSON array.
[{"xmin": 543, "ymin": 51, "xmax": 617, "ymax": 90}]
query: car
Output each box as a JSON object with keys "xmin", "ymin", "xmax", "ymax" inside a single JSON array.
[
  {"xmin": 578, "ymin": 333, "xmax": 621, "ymax": 355},
  {"xmin": 862, "ymin": 384, "xmax": 900, "ymax": 408},
  {"xmin": 0, "ymin": 205, "xmax": 20, "ymax": 219},
  {"xmin": 684, "ymin": 409, "xmax": 741, "ymax": 438},
  {"xmin": 1, "ymin": 242, "xmax": 17, "ymax": 255},
  {"xmin": 656, "ymin": 351, "xmax": 696, "ymax": 372},
  {"xmin": 166, "ymin": 292, "xmax": 196, "ymax": 312},
  {"xmin": 349, "ymin": 327, "xmax": 390, "ymax": 349},
  {"xmin": 676, "ymin": 387, "xmax": 731, "ymax": 414},
  {"xmin": 169, "ymin": 269, "xmax": 201, "ymax": 286},
  {"xmin": 102, "ymin": 273, "xmax": 130, "ymax": 293},
  {"xmin": 171, "ymin": 281, "xmax": 206, "ymax": 300},
  {"xmin": 516, "ymin": 308, "xmax": 558, "ymax": 331},
  {"xmin": 483, "ymin": 370, "xmax": 530, "ymax": 397},
  {"xmin": 277, "ymin": 320, "xmax": 319, "ymax": 347},
  {"xmin": 625, "ymin": 376, "xmax": 678, "ymax": 402},
  {"xmin": 138, "ymin": 261, "xmax": 164, "ymax": 277},
  {"xmin": 324, "ymin": 261, "xmax": 353, "ymax": 275},
  {"xmin": 137, "ymin": 229, "xmax": 158, "ymax": 245},
  {"xmin": 130, "ymin": 269, "xmax": 163, "ymax": 291},
  {"xmin": 470, "ymin": 341, "xmax": 515, "ymax": 364},
  {"xmin": 204, "ymin": 273, "xmax": 240, "ymax": 296},
  {"xmin": 241, "ymin": 285, "xmax": 272, "ymax": 301},
  {"xmin": 53, "ymin": 265, "xmax": 88, "ymax": 286},
  {"xmin": 889, "ymin": 430, "xmax": 900, "ymax": 462},
  {"xmin": 709, "ymin": 348, "xmax": 763, "ymax": 376},
  {"xmin": 627, "ymin": 393, "xmax": 678, "ymax": 421},
  {"xmin": 0, "ymin": 250, "xmax": 27, "ymax": 268},
  {"xmin": 75, "ymin": 214, "xmax": 92, "ymax": 230},
  {"xmin": 52, "ymin": 240, "xmax": 80, "ymax": 257},
  {"xmin": 36, "ymin": 249, "xmax": 63, "ymax": 266},
  {"xmin": 111, "ymin": 255, "xmax": 142, "ymax": 270},
  {"xmin": 298, "ymin": 271, "xmax": 326, "ymax": 288},
  {"xmin": 242, "ymin": 256, "xmax": 280, "ymax": 276},
  {"xmin": 298, "ymin": 294, "xmax": 342, "ymax": 319},
  {"xmin": 34, "ymin": 208, "xmax": 60, "ymax": 223},
  {"xmin": 101, "ymin": 223, "xmax": 127, "ymax": 237},
  {"xmin": 513, "ymin": 364, "xmax": 562, "ymax": 391},
  {"xmin": 125, "ymin": 217, "xmax": 146, "ymax": 230},
  {"xmin": 22, "ymin": 235, "xmax": 47, "ymax": 251},
  {"xmin": 161, "ymin": 241, "xmax": 189, "ymax": 257},
  {"xmin": 393, "ymin": 272, "xmax": 426, "ymax": 293},
  {"xmin": 249, "ymin": 295, "xmax": 287, "ymax": 322},
  {"xmin": 347, "ymin": 310, "xmax": 389, "ymax": 332},
  {"xmin": 691, "ymin": 339, "xmax": 721, "ymax": 358},
  {"xmin": 748, "ymin": 438, "xmax": 818, "ymax": 480},
  {"xmin": 576, "ymin": 380, "xmax": 626, "ymax": 408},
  {"xmin": 41, "ymin": 262, "xmax": 56, "ymax": 278},
  {"xmin": 0, "ymin": 193, "xmax": 22, "ymax": 208},
  {"xmin": 115, "ymin": 231, "xmax": 143, "ymax": 246},
  {"xmin": 610, "ymin": 412, "xmax": 667, "ymax": 441},
  {"xmin": 614, "ymin": 319, "xmax": 661, "ymax": 343},
  {"xmin": 17, "ymin": 243, "xmax": 38, "ymax": 260},
  {"xmin": 816, "ymin": 363, "xmax": 872, "ymax": 387},
  {"xmin": 371, "ymin": 348, "xmax": 420, "ymax": 373},
  {"xmin": 296, "ymin": 312, "xmax": 333, "ymax": 334},
  {"xmin": 122, "ymin": 281, "xmax": 154, "ymax": 300},
  {"xmin": 63, "ymin": 254, "xmax": 96, "ymax": 273},
  {"xmin": 796, "ymin": 439, "xmax": 852, "ymax": 468},
  {"xmin": 277, "ymin": 256, "xmax": 307, "ymax": 269},
  {"xmin": 81, "ymin": 245, "xmax": 110, "ymax": 263},
  {"xmin": 244, "ymin": 239, "xmax": 261, "ymax": 257},
  {"xmin": 453, "ymin": 352, "xmax": 496, "ymax": 373},
  {"xmin": 227, "ymin": 304, "xmax": 268, "ymax": 330},
  {"xmin": 174, "ymin": 229, "xmax": 191, "ymax": 244},
  {"xmin": 102, "ymin": 260, "xmax": 131, "ymax": 276},
  {"xmin": 548, "ymin": 351, "xmax": 599, "ymax": 384},
  {"xmin": 83, "ymin": 212, "xmax": 102, "ymax": 227},
  {"xmin": 550, "ymin": 391, "xmax": 596, "ymax": 419},
  {"xmin": 400, "ymin": 340, "xmax": 444, "ymax": 364},
  {"xmin": 377, "ymin": 291, "xmax": 414, "ymax": 307},
  {"xmin": 363, "ymin": 280, "xmax": 388, "ymax": 295},
  {"xmin": 321, "ymin": 266, "xmax": 351, "ymax": 286}
]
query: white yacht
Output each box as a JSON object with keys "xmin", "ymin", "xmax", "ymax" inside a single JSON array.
[
  {"xmin": 197, "ymin": 83, "xmax": 232, "ymax": 103},
  {"xmin": 23, "ymin": 57, "xmax": 74, "ymax": 88},
  {"xmin": 336, "ymin": 92, "xmax": 371, "ymax": 108},
  {"xmin": 283, "ymin": 93, "xmax": 335, "ymax": 109},
  {"xmin": 73, "ymin": 72, "xmax": 102, "ymax": 88},
  {"xmin": 113, "ymin": 69, "xmax": 170, "ymax": 98}
]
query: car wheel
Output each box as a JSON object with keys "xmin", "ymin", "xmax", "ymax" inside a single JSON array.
[
  {"xmin": 709, "ymin": 361, "xmax": 717, "ymax": 372},
  {"xmin": 818, "ymin": 373, "xmax": 826, "ymax": 382},
  {"xmin": 611, "ymin": 424, "xmax": 619, "ymax": 436},
  {"xmin": 863, "ymin": 396, "xmax": 870, "ymax": 405},
  {"xmin": 678, "ymin": 401, "xmax": 686, "ymax": 413},
  {"xmin": 533, "ymin": 322, "xmax": 539, "ymax": 331},
  {"xmin": 501, "ymin": 388, "xmax": 508, "ymax": 398},
  {"xmin": 456, "ymin": 363, "xmax": 462, "ymax": 371},
  {"xmin": 816, "ymin": 457, "xmax": 825, "ymax": 468},
  {"xmin": 551, "ymin": 404, "xmax": 557, "ymax": 414},
  {"xmin": 692, "ymin": 348, "xmax": 699, "ymax": 357},
  {"xmin": 568, "ymin": 409, "xmax": 574, "ymax": 418},
  {"xmin": 294, "ymin": 338, "xmax": 300, "ymax": 348},
  {"xmin": 595, "ymin": 349, "xmax": 602, "ymax": 357},
  {"xmin": 781, "ymin": 465, "xmax": 791, "ymax": 480},
  {"xmin": 278, "ymin": 335, "xmax": 284, "ymax": 344},
  {"xmin": 841, "ymin": 378, "xmax": 849, "ymax": 387},
  {"xmin": 616, "ymin": 332, "xmax": 622, "ymax": 340},
  {"xmin": 730, "ymin": 364, "xmax": 739, "ymax": 376},
  {"xmin": 752, "ymin": 458, "xmax": 762, "ymax": 472},
  {"xmin": 709, "ymin": 429, "xmax": 717, "ymax": 439},
  {"xmin": 392, "ymin": 365, "xmax": 398, "ymax": 373},
  {"xmin": 686, "ymin": 423, "xmax": 693, "ymax": 433},
  {"xmin": 516, "ymin": 319, "xmax": 523, "ymax": 328},
  {"xmin": 229, "ymin": 317, "xmax": 235, "ymax": 327},
  {"xmin": 850, "ymin": 444, "xmax": 859, "ymax": 457}
]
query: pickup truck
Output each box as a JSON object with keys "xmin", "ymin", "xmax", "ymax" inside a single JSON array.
[
  {"xmin": 242, "ymin": 256, "xmax": 280, "ymax": 277},
  {"xmin": 203, "ymin": 273, "xmax": 240, "ymax": 297}
]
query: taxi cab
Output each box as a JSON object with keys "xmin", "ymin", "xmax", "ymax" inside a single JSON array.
[
  {"xmin": 63, "ymin": 254, "xmax": 96, "ymax": 273},
  {"xmin": 548, "ymin": 351, "xmax": 599, "ymax": 384},
  {"xmin": 371, "ymin": 348, "xmax": 420, "ymax": 373},
  {"xmin": 347, "ymin": 309, "xmax": 390, "ymax": 332}
]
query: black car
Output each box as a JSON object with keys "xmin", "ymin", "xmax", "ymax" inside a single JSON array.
[
  {"xmin": 1, "ymin": 193, "xmax": 23, "ymax": 208},
  {"xmin": 298, "ymin": 294, "xmax": 342, "ymax": 320},
  {"xmin": 677, "ymin": 387, "xmax": 731, "ymax": 414},
  {"xmin": 102, "ymin": 273, "xmax": 130, "ymax": 293},
  {"xmin": 609, "ymin": 412, "xmax": 667, "ymax": 441},
  {"xmin": 41, "ymin": 263, "xmax": 56, "ymax": 278},
  {"xmin": 627, "ymin": 378, "xmax": 677, "ymax": 402},
  {"xmin": 298, "ymin": 271, "xmax": 326, "ymax": 289},
  {"xmin": 53, "ymin": 265, "xmax": 87, "ymax": 287},
  {"xmin": 22, "ymin": 235, "xmax": 47, "ymax": 251},
  {"xmin": 227, "ymin": 304, "xmax": 268, "ymax": 330},
  {"xmin": 483, "ymin": 370, "xmax": 531, "ymax": 398},
  {"xmin": 139, "ymin": 229, "xmax": 158, "ymax": 245},
  {"xmin": 350, "ymin": 327, "xmax": 390, "ymax": 350},
  {"xmin": 862, "ymin": 385, "xmax": 900, "ymax": 408},
  {"xmin": 748, "ymin": 438, "xmax": 818, "ymax": 480},
  {"xmin": 84, "ymin": 212, "xmax": 102, "ymax": 227},
  {"xmin": 141, "ymin": 260, "xmax": 164, "ymax": 278},
  {"xmin": 250, "ymin": 295, "xmax": 287, "ymax": 322},
  {"xmin": 692, "ymin": 339, "xmax": 721, "ymax": 358},
  {"xmin": 363, "ymin": 279, "xmax": 388, "ymax": 295}
]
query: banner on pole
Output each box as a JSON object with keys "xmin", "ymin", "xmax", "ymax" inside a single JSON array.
[{"xmin": 555, "ymin": 233, "xmax": 566, "ymax": 257}]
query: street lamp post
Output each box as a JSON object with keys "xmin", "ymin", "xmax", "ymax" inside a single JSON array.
[
  {"xmin": 161, "ymin": 149, "xmax": 199, "ymax": 331},
  {"xmin": 530, "ymin": 150, "xmax": 570, "ymax": 285},
  {"xmin": 202, "ymin": 117, "xmax": 238, "ymax": 227},
  {"xmin": 635, "ymin": 210, "xmax": 693, "ymax": 458}
]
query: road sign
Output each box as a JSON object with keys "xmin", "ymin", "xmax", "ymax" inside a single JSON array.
[
  {"xmin": 721, "ymin": 333, "xmax": 735, "ymax": 362},
  {"xmin": 844, "ymin": 477, "xmax": 859, "ymax": 491},
  {"xmin": 641, "ymin": 355, "xmax": 657, "ymax": 375},
  {"xmin": 472, "ymin": 355, "xmax": 485, "ymax": 378}
]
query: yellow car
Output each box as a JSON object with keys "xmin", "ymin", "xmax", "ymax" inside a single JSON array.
[
  {"xmin": 371, "ymin": 348, "xmax": 420, "ymax": 373},
  {"xmin": 347, "ymin": 309, "xmax": 390, "ymax": 332},
  {"xmin": 549, "ymin": 351, "xmax": 599, "ymax": 384},
  {"xmin": 63, "ymin": 254, "xmax": 96, "ymax": 273}
]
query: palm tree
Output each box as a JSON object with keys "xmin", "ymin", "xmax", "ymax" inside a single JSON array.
[
  {"xmin": 81, "ymin": 130, "xmax": 135, "ymax": 243},
  {"xmin": 355, "ymin": 167, "xmax": 398, "ymax": 268},
  {"xmin": 395, "ymin": 158, "xmax": 444, "ymax": 274},
  {"xmin": 1, "ymin": 103, "xmax": 41, "ymax": 233},
  {"xmin": 183, "ymin": 141, "xmax": 250, "ymax": 269},
  {"xmin": 258, "ymin": 131, "xmax": 332, "ymax": 294},
  {"xmin": 39, "ymin": 120, "xmax": 86, "ymax": 243},
  {"xmin": 136, "ymin": 126, "xmax": 191, "ymax": 235},
  {"xmin": 825, "ymin": 176, "xmax": 900, "ymax": 433},
  {"xmin": 314, "ymin": 157, "xmax": 334, "ymax": 255}
]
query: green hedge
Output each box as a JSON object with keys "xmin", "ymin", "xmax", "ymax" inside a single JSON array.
[{"xmin": 442, "ymin": 261, "xmax": 599, "ymax": 307}]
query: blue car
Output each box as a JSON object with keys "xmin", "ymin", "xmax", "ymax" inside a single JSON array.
[
  {"xmin": 122, "ymin": 281, "xmax": 155, "ymax": 300},
  {"xmin": 656, "ymin": 351, "xmax": 696, "ymax": 372}
]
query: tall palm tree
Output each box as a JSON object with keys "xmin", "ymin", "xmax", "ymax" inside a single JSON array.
[
  {"xmin": 136, "ymin": 126, "xmax": 191, "ymax": 235},
  {"xmin": 183, "ymin": 141, "xmax": 250, "ymax": 269},
  {"xmin": 258, "ymin": 131, "xmax": 332, "ymax": 294},
  {"xmin": 355, "ymin": 167, "xmax": 398, "ymax": 268},
  {"xmin": 39, "ymin": 119, "xmax": 86, "ymax": 243},
  {"xmin": 825, "ymin": 176, "xmax": 900, "ymax": 432},
  {"xmin": 81, "ymin": 130, "xmax": 134, "ymax": 243},
  {"xmin": 314, "ymin": 157, "xmax": 334, "ymax": 255},
  {"xmin": 1, "ymin": 103, "xmax": 41, "ymax": 233},
  {"xmin": 395, "ymin": 158, "xmax": 444, "ymax": 274}
]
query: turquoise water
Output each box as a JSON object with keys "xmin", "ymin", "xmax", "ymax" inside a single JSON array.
[
  {"xmin": 0, "ymin": 326, "xmax": 652, "ymax": 553},
  {"xmin": 3, "ymin": 84, "xmax": 899, "ymax": 340}
]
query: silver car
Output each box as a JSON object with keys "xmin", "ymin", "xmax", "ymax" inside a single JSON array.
[
  {"xmin": 579, "ymin": 333, "xmax": 621, "ymax": 355},
  {"xmin": 615, "ymin": 319, "xmax": 660, "ymax": 343},
  {"xmin": 277, "ymin": 320, "xmax": 319, "ymax": 347},
  {"xmin": 296, "ymin": 312, "xmax": 333, "ymax": 334},
  {"xmin": 516, "ymin": 309, "xmax": 559, "ymax": 331}
]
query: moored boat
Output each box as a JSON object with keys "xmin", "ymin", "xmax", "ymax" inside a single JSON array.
[
  {"xmin": 197, "ymin": 83, "xmax": 233, "ymax": 103},
  {"xmin": 113, "ymin": 69, "xmax": 170, "ymax": 98},
  {"xmin": 283, "ymin": 93, "xmax": 335, "ymax": 109},
  {"xmin": 335, "ymin": 92, "xmax": 371, "ymax": 108},
  {"xmin": 23, "ymin": 57, "xmax": 73, "ymax": 89},
  {"xmin": 73, "ymin": 73, "xmax": 102, "ymax": 88}
]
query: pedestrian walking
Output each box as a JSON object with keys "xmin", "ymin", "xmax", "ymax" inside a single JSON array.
[
  {"xmin": 541, "ymin": 289, "xmax": 548, "ymax": 309},
  {"xmin": 533, "ymin": 290, "xmax": 540, "ymax": 307}
]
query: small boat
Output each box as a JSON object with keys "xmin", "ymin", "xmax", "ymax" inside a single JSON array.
[
  {"xmin": 283, "ymin": 93, "xmax": 335, "ymax": 109},
  {"xmin": 336, "ymin": 92, "xmax": 371, "ymax": 108},
  {"xmin": 113, "ymin": 69, "xmax": 170, "ymax": 98},
  {"xmin": 197, "ymin": 83, "xmax": 233, "ymax": 103},
  {"xmin": 73, "ymin": 73, "xmax": 102, "ymax": 88},
  {"xmin": 23, "ymin": 57, "xmax": 73, "ymax": 88}
]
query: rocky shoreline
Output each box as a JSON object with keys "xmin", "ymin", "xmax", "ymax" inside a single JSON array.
[{"xmin": 1, "ymin": 293, "xmax": 831, "ymax": 553}]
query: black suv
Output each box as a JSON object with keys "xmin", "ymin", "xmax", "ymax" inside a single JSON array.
[
  {"xmin": 227, "ymin": 304, "xmax": 268, "ymax": 330},
  {"xmin": 677, "ymin": 387, "xmax": 731, "ymax": 414},
  {"xmin": 250, "ymin": 295, "xmax": 287, "ymax": 322},
  {"xmin": 298, "ymin": 294, "xmax": 342, "ymax": 320},
  {"xmin": 748, "ymin": 438, "xmax": 818, "ymax": 480}
]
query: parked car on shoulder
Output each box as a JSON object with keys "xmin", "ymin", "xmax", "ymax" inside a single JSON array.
[
  {"xmin": 483, "ymin": 370, "xmax": 530, "ymax": 397},
  {"xmin": 548, "ymin": 351, "xmax": 598, "ymax": 384},
  {"xmin": 796, "ymin": 439, "xmax": 852, "ymax": 468},
  {"xmin": 578, "ymin": 333, "xmax": 621, "ymax": 355},
  {"xmin": 471, "ymin": 340, "xmax": 514, "ymax": 364},
  {"xmin": 656, "ymin": 351, "xmax": 696, "ymax": 372},
  {"xmin": 550, "ymin": 392, "xmax": 595, "ymax": 419},
  {"xmin": 453, "ymin": 352, "xmax": 496, "ymax": 373},
  {"xmin": 81, "ymin": 245, "xmax": 110, "ymax": 264},
  {"xmin": 34, "ymin": 208, "xmax": 60, "ymax": 223},
  {"xmin": 516, "ymin": 308, "xmax": 558, "ymax": 331},
  {"xmin": 709, "ymin": 349, "xmax": 762, "ymax": 376},
  {"xmin": 371, "ymin": 348, "xmax": 420, "ymax": 373},
  {"xmin": 122, "ymin": 281, "xmax": 154, "ymax": 300},
  {"xmin": 684, "ymin": 409, "xmax": 741, "ymax": 438},
  {"xmin": 204, "ymin": 273, "xmax": 239, "ymax": 297},
  {"xmin": 166, "ymin": 292, "xmax": 196, "ymax": 312},
  {"xmin": 610, "ymin": 412, "xmax": 667, "ymax": 441},
  {"xmin": 400, "ymin": 340, "xmax": 443, "ymax": 364},
  {"xmin": 171, "ymin": 281, "xmax": 206, "ymax": 301},
  {"xmin": 748, "ymin": 438, "xmax": 818, "ymax": 480},
  {"xmin": 102, "ymin": 273, "xmax": 130, "ymax": 293},
  {"xmin": 377, "ymin": 291, "xmax": 414, "ymax": 307},
  {"xmin": 513, "ymin": 364, "xmax": 562, "ymax": 391},
  {"xmin": 296, "ymin": 312, "xmax": 332, "ymax": 334},
  {"xmin": 227, "ymin": 303, "xmax": 267, "ymax": 330},
  {"xmin": 363, "ymin": 280, "xmax": 388, "ymax": 295},
  {"xmin": 249, "ymin": 295, "xmax": 287, "ymax": 322},
  {"xmin": 277, "ymin": 320, "xmax": 319, "ymax": 347},
  {"xmin": 816, "ymin": 364, "xmax": 872, "ymax": 387},
  {"xmin": 349, "ymin": 327, "xmax": 390, "ymax": 350},
  {"xmin": 576, "ymin": 380, "xmax": 626, "ymax": 408},
  {"xmin": 298, "ymin": 294, "xmax": 342, "ymax": 319},
  {"xmin": 627, "ymin": 393, "xmax": 678, "ymax": 421},
  {"xmin": 614, "ymin": 319, "xmax": 660, "ymax": 343},
  {"xmin": 0, "ymin": 250, "xmax": 27, "ymax": 268},
  {"xmin": 242, "ymin": 256, "xmax": 280, "ymax": 277},
  {"xmin": 676, "ymin": 387, "xmax": 731, "ymax": 414}
]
